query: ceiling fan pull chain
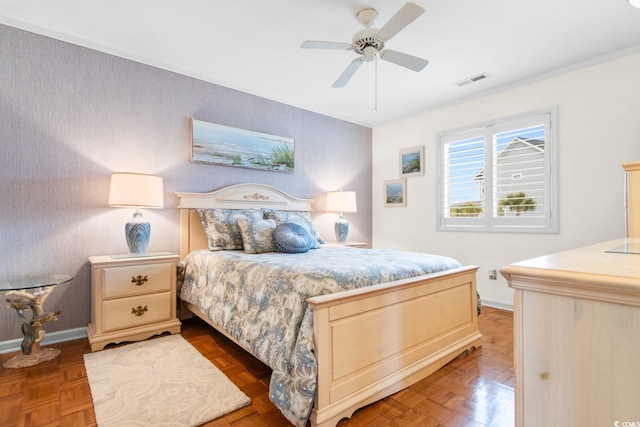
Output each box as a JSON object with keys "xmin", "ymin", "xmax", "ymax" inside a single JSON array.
[{"xmin": 374, "ymin": 53, "xmax": 378, "ymax": 112}]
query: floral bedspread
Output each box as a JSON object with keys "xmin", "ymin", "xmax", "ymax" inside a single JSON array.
[{"xmin": 178, "ymin": 246, "xmax": 462, "ymax": 426}]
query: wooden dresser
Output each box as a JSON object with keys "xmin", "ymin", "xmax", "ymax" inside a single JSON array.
[
  {"xmin": 623, "ymin": 161, "xmax": 640, "ymax": 238},
  {"xmin": 501, "ymin": 239, "xmax": 640, "ymax": 426}
]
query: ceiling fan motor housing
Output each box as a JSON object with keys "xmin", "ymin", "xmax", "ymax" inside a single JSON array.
[{"xmin": 352, "ymin": 28, "xmax": 384, "ymax": 60}]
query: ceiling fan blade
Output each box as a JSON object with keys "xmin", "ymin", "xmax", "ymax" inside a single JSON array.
[
  {"xmin": 376, "ymin": 2, "xmax": 425, "ymax": 42},
  {"xmin": 380, "ymin": 49, "xmax": 429, "ymax": 72},
  {"xmin": 301, "ymin": 40, "xmax": 352, "ymax": 50},
  {"xmin": 333, "ymin": 58, "xmax": 365, "ymax": 88}
]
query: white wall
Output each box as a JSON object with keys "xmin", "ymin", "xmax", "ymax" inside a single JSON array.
[{"xmin": 372, "ymin": 52, "xmax": 640, "ymax": 309}]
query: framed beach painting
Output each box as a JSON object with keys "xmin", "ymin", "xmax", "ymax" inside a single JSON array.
[
  {"xmin": 191, "ymin": 118, "xmax": 295, "ymax": 173},
  {"xmin": 400, "ymin": 145, "xmax": 424, "ymax": 177},
  {"xmin": 384, "ymin": 179, "xmax": 407, "ymax": 207}
]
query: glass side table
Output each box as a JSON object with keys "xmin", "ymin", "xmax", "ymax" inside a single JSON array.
[{"xmin": 1, "ymin": 274, "xmax": 72, "ymax": 368}]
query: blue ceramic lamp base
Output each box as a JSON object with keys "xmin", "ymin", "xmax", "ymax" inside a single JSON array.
[
  {"xmin": 126, "ymin": 212, "xmax": 150, "ymax": 253},
  {"xmin": 334, "ymin": 215, "xmax": 349, "ymax": 243}
]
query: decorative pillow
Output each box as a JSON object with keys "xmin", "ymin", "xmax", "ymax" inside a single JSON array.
[
  {"xmin": 236, "ymin": 218, "xmax": 278, "ymax": 254},
  {"xmin": 272, "ymin": 222, "xmax": 316, "ymax": 253},
  {"xmin": 196, "ymin": 208, "xmax": 263, "ymax": 251},
  {"xmin": 263, "ymin": 210, "xmax": 324, "ymax": 247}
]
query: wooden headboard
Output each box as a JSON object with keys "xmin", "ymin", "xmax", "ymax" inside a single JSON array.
[{"xmin": 175, "ymin": 183, "xmax": 314, "ymax": 259}]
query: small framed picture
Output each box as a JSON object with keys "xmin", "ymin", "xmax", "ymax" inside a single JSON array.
[
  {"xmin": 384, "ymin": 179, "xmax": 407, "ymax": 207},
  {"xmin": 400, "ymin": 145, "xmax": 424, "ymax": 177}
]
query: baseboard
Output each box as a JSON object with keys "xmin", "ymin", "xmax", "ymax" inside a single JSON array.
[
  {"xmin": 0, "ymin": 327, "xmax": 87, "ymax": 355},
  {"xmin": 0, "ymin": 299, "xmax": 513, "ymax": 354},
  {"xmin": 0, "ymin": 301, "xmax": 512, "ymax": 354},
  {"xmin": 481, "ymin": 299, "xmax": 514, "ymax": 311}
]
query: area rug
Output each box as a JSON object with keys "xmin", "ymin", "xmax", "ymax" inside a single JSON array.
[{"xmin": 84, "ymin": 334, "xmax": 250, "ymax": 427}]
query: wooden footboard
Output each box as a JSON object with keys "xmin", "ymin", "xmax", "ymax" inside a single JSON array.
[{"xmin": 306, "ymin": 265, "xmax": 481, "ymax": 427}]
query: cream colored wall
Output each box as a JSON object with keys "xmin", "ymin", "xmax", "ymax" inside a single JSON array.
[{"xmin": 372, "ymin": 52, "xmax": 640, "ymax": 308}]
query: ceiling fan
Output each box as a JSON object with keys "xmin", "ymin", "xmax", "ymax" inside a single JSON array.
[{"xmin": 301, "ymin": 2, "xmax": 429, "ymax": 88}]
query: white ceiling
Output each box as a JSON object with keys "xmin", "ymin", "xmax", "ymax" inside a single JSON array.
[{"xmin": 2, "ymin": 0, "xmax": 640, "ymax": 127}]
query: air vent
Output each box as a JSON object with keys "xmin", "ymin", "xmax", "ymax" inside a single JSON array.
[{"xmin": 454, "ymin": 73, "xmax": 489, "ymax": 87}]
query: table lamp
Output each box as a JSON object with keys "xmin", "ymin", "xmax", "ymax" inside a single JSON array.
[
  {"xmin": 108, "ymin": 172, "xmax": 164, "ymax": 253},
  {"xmin": 326, "ymin": 190, "xmax": 357, "ymax": 242}
]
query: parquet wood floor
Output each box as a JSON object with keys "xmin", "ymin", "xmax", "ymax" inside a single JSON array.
[{"xmin": 0, "ymin": 306, "xmax": 513, "ymax": 427}]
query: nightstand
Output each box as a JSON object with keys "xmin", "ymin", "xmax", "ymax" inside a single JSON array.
[
  {"xmin": 326, "ymin": 242, "xmax": 368, "ymax": 248},
  {"xmin": 86, "ymin": 253, "xmax": 181, "ymax": 351}
]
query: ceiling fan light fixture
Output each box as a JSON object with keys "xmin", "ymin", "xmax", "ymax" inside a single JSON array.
[
  {"xmin": 362, "ymin": 46, "xmax": 378, "ymax": 62},
  {"xmin": 628, "ymin": 0, "xmax": 640, "ymax": 8}
]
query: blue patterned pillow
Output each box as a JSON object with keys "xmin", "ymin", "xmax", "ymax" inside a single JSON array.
[
  {"xmin": 236, "ymin": 218, "xmax": 278, "ymax": 254},
  {"xmin": 272, "ymin": 223, "xmax": 315, "ymax": 253},
  {"xmin": 263, "ymin": 210, "xmax": 324, "ymax": 247},
  {"xmin": 196, "ymin": 208, "xmax": 263, "ymax": 251}
]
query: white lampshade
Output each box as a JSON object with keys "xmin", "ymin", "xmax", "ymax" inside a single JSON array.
[
  {"xmin": 629, "ymin": 0, "xmax": 640, "ymax": 8},
  {"xmin": 326, "ymin": 191, "xmax": 357, "ymax": 213},
  {"xmin": 109, "ymin": 173, "xmax": 164, "ymax": 253},
  {"xmin": 108, "ymin": 173, "xmax": 164, "ymax": 208},
  {"xmin": 326, "ymin": 190, "xmax": 357, "ymax": 243}
]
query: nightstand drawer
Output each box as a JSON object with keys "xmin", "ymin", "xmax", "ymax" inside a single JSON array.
[
  {"xmin": 102, "ymin": 292, "xmax": 172, "ymax": 332},
  {"xmin": 102, "ymin": 263, "xmax": 173, "ymax": 298}
]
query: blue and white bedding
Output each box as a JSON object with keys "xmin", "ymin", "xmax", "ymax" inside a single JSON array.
[{"xmin": 178, "ymin": 246, "xmax": 462, "ymax": 426}]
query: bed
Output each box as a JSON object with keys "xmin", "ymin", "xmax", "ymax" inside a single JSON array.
[{"xmin": 176, "ymin": 183, "xmax": 481, "ymax": 427}]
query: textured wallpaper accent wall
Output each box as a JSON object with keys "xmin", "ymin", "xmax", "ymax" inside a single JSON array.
[{"xmin": 0, "ymin": 24, "xmax": 372, "ymax": 342}]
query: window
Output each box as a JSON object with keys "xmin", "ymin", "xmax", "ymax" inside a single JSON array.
[{"xmin": 437, "ymin": 107, "xmax": 558, "ymax": 233}]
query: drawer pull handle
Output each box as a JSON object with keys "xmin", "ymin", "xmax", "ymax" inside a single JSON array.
[
  {"xmin": 131, "ymin": 305, "xmax": 148, "ymax": 316},
  {"xmin": 131, "ymin": 275, "xmax": 148, "ymax": 286}
]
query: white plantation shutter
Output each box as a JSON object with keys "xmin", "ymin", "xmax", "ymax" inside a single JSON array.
[
  {"xmin": 437, "ymin": 108, "xmax": 558, "ymax": 233},
  {"xmin": 441, "ymin": 130, "xmax": 486, "ymax": 225}
]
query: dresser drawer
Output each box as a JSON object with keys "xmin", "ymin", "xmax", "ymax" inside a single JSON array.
[
  {"xmin": 102, "ymin": 262, "xmax": 173, "ymax": 298},
  {"xmin": 102, "ymin": 292, "xmax": 172, "ymax": 332}
]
